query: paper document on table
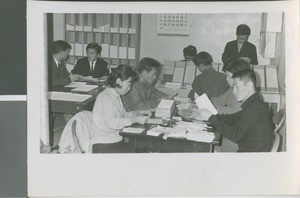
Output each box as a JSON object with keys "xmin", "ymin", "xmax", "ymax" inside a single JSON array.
[
  {"xmin": 122, "ymin": 127, "xmax": 144, "ymax": 133},
  {"xmin": 147, "ymin": 127, "xmax": 164, "ymax": 137},
  {"xmin": 49, "ymin": 92, "xmax": 91, "ymax": 102},
  {"xmin": 64, "ymin": 82, "xmax": 87, "ymax": 88},
  {"xmin": 186, "ymin": 131, "xmax": 215, "ymax": 143},
  {"xmin": 146, "ymin": 118, "xmax": 163, "ymax": 125},
  {"xmin": 195, "ymin": 93, "xmax": 218, "ymax": 115},
  {"xmin": 71, "ymin": 85, "xmax": 98, "ymax": 92}
]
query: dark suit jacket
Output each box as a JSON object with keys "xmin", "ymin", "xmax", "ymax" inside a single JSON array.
[
  {"xmin": 49, "ymin": 58, "xmax": 71, "ymax": 90},
  {"xmin": 72, "ymin": 57, "xmax": 109, "ymax": 78},
  {"xmin": 222, "ymin": 40, "xmax": 258, "ymax": 65}
]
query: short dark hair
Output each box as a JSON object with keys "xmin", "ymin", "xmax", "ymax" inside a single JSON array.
[
  {"xmin": 86, "ymin": 43, "xmax": 102, "ymax": 54},
  {"xmin": 137, "ymin": 57, "xmax": 161, "ymax": 74},
  {"xmin": 236, "ymin": 24, "xmax": 251, "ymax": 36},
  {"xmin": 192, "ymin": 51, "xmax": 213, "ymax": 67},
  {"xmin": 232, "ymin": 69, "xmax": 256, "ymax": 88},
  {"xmin": 52, "ymin": 40, "xmax": 71, "ymax": 54},
  {"xmin": 106, "ymin": 64, "xmax": 138, "ymax": 88},
  {"xmin": 183, "ymin": 45, "xmax": 197, "ymax": 58},
  {"xmin": 222, "ymin": 59, "xmax": 251, "ymax": 74}
]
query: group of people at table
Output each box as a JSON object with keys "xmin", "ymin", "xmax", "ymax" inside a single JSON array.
[{"xmin": 48, "ymin": 24, "xmax": 274, "ymax": 153}]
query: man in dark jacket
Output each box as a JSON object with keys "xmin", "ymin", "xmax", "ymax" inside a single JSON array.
[
  {"xmin": 222, "ymin": 24, "xmax": 258, "ymax": 65},
  {"xmin": 200, "ymin": 69, "xmax": 274, "ymax": 152},
  {"xmin": 72, "ymin": 43, "xmax": 109, "ymax": 79}
]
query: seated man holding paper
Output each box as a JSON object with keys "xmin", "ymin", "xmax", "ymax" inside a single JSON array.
[
  {"xmin": 121, "ymin": 57, "xmax": 170, "ymax": 111},
  {"xmin": 188, "ymin": 51, "xmax": 229, "ymax": 101},
  {"xmin": 200, "ymin": 69, "xmax": 274, "ymax": 152},
  {"xmin": 72, "ymin": 43, "xmax": 109, "ymax": 82}
]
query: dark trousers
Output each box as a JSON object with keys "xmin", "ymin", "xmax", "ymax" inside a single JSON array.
[{"xmin": 92, "ymin": 141, "xmax": 134, "ymax": 153}]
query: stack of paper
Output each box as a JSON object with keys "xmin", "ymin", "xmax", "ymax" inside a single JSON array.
[
  {"xmin": 186, "ymin": 131, "xmax": 215, "ymax": 143},
  {"xmin": 122, "ymin": 127, "xmax": 144, "ymax": 134},
  {"xmin": 49, "ymin": 92, "xmax": 91, "ymax": 102},
  {"xmin": 71, "ymin": 85, "xmax": 98, "ymax": 94},
  {"xmin": 175, "ymin": 121, "xmax": 207, "ymax": 130},
  {"xmin": 155, "ymin": 99, "xmax": 175, "ymax": 118},
  {"xmin": 64, "ymin": 82, "xmax": 87, "ymax": 88},
  {"xmin": 146, "ymin": 118, "xmax": 163, "ymax": 125},
  {"xmin": 164, "ymin": 82, "xmax": 181, "ymax": 90}
]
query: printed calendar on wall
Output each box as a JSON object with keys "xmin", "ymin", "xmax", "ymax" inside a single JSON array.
[{"xmin": 157, "ymin": 13, "xmax": 189, "ymax": 36}]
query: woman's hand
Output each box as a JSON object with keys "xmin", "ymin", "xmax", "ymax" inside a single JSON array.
[{"xmin": 132, "ymin": 116, "xmax": 149, "ymax": 124}]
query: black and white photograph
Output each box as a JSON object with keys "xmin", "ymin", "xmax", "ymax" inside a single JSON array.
[{"xmin": 27, "ymin": 1, "xmax": 300, "ymax": 197}]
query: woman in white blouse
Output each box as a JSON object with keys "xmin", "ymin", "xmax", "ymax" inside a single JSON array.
[{"xmin": 90, "ymin": 64, "xmax": 149, "ymax": 153}]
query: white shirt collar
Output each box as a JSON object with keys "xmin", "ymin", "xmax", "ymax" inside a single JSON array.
[{"xmin": 53, "ymin": 57, "xmax": 60, "ymax": 67}]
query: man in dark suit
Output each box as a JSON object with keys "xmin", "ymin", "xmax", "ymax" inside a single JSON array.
[
  {"xmin": 49, "ymin": 40, "xmax": 78, "ymax": 90},
  {"xmin": 222, "ymin": 24, "xmax": 258, "ymax": 65},
  {"xmin": 72, "ymin": 43, "xmax": 109, "ymax": 79}
]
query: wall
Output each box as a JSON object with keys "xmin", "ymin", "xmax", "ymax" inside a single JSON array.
[
  {"xmin": 53, "ymin": 13, "xmax": 64, "ymax": 40},
  {"xmin": 140, "ymin": 13, "xmax": 270, "ymax": 64}
]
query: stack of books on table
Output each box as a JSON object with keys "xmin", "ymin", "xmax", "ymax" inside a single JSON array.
[{"xmin": 155, "ymin": 99, "xmax": 175, "ymax": 118}]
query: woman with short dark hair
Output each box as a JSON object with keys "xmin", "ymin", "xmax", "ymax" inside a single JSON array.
[{"xmin": 90, "ymin": 64, "xmax": 148, "ymax": 153}]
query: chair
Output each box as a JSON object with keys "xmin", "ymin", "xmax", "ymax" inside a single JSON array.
[
  {"xmin": 58, "ymin": 110, "xmax": 93, "ymax": 153},
  {"xmin": 271, "ymin": 108, "xmax": 286, "ymax": 152}
]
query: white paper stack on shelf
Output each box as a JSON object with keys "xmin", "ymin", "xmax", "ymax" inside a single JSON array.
[
  {"xmin": 186, "ymin": 131, "xmax": 215, "ymax": 143},
  {"xmin": 155, "ymin": 99, "xmax": 175, "ymax": 118},
  {"xmin": 195, "ymin": 93, "xmax": 218, "ymax": 115},
  {"xmin": 128, "ymin": 28, "xmax": 136, "ymax": 34},
  {"xmin": 66, "ymin": 24, "xmax": 74, "ymax": 31},
  {"xmin": 75, "ymin": 25, "xmax": 83, "ymax": 31},
  {"xmin": 83, "ymin": 25, "xmax": 92, "ymax": 32},
  {"xmin": 164, "ymin": 82, "xmax": 181, "ymax": 90},
  {"xmin": 122, "ymin": 127, "xmax": 144, "ymax": 134},
  {"xmin": 49, "ymin": 92, "xmax": 91, "ymax": 102},
  {"xmin": 64, "ymin": 82, "xmax": 87, "ymax": 88}
]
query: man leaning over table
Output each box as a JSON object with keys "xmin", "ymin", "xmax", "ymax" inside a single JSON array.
[
  {"xmin": 200, "ymin": 69, "xmax": 274, "ymax": 152},
  {"xmin": 49, "ymin": 40, "xmax": 79, "ymax": 90},
  {"xmin": 121, "ymin": 57, "xmax": 170, "ymax": 111}
]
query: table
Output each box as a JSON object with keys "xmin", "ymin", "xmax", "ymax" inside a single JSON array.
[
  {"xmin": 120, "ymin": 124, "xmax": 221, "ymax": 153},
  {"xmin": 48, "ymin": 85, "xmax": 103, "ymax": 146}
]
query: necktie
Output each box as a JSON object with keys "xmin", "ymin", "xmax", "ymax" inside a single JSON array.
[{"xmin": 90, "ymin": 62, "xmax": 94, "ymax": 72}]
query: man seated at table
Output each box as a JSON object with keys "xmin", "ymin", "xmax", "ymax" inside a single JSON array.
[
  {"xmin": 200, "ymin": 69, "xmax": 274, "ymax": 152},
  {"xmin": 121, "ymin": 57, "xmax": 169, "ymax": 111},
  {"xmin": 49, "ymin": 40, "xmax": 79, "ymax": 90},
  {"xmin": 188, "ymin": 51, "xmax": 229, "ymax": 100},
  {"xmin": 72, "ymin": 42, "xmax": 109, "ymax": 81}
]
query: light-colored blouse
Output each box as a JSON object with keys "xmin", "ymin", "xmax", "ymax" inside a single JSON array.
[{"xmin": 90, "ymin": 87, "xmax": 133, "ymax": 144}]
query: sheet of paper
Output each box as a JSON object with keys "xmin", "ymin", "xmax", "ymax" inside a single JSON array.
[
  {"xmin": 122, "ymin": 127, "xmax": 144, "ymax": 133},
  {"xmin": 184, "ymin": 66, "xmax": 195, "ymax": 84},
  {"xmin": 266, "ymin": 66, "xmax": 279, "ymax": 88},
  {"xmin": 71, "ymin": 85, "xmax": 98, "ymax": 92},
  {"xmin": 264, "ymin": 32, "xmax": 276, "ymax": 58},
  {"xmin": 101, "ymin": 44, "xmax": 109, "ymax": 57},
  {"xmin": 128, "ymin": 47, "xmax": 135, "ymax": 59},
  {"xmin": 157, "ymin": 99, "xmax": 174, "ymax": 109},
  {"xmin": 172, "ymin": 67, "xmax": 184, "ymax": 83},
  {"xmin": 195, "ymin": 93, "xmax": 218, "ymax": 115},
  {"xmin": 109, "ymin": 45, "xmax": 118, "ymax": 58},
  {"xmin": 118, "ymin": 47, "xmax": 127, "ymax": 59},
  {"xmin": 64, "ymin": 82, "xmax": 87, "ymax": 88},
  {"xmin": 146, "ymin": 126, "xmax": 164, "ymax": 137},
  {"xmin": 253, "ymin": 66, "xmax": 265, "ymax": 88},
  {"xmin": 266, "ymin": 12, "xmax": 282, "ymax": 32},
  {"xmin": 48, "ymin": 92, "xmax": 91, "ymax": 102},
  {"xmin": 146, "ymin": 118, "xmax": 163, "ymax": 125},
  {"xmin": 66, "ymin": 24, "xmax": 74, "ymax": 31},
  {"xmin": 75, "ymin": 43, "xmax": 83, "ymax": 56},
  {"xmin": 186, "ymin": 131, "xmax": 215, "ymax": 143},
  {"xmin": 69, "ymin": 43, "xmax": 74, "ymax": 56}
]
